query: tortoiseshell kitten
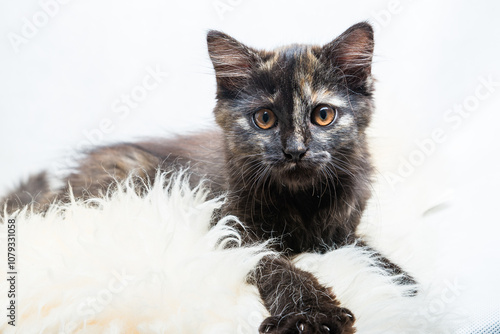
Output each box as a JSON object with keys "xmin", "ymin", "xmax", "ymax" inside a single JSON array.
[{"xmin": 2, "ymin": 22, "xmax": 416, "ymax": 333}]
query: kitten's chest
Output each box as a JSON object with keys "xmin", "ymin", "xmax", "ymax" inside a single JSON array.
[
  {"xmin": 275, "ymin": 192, "xmax": 327, "ymax": 223},
  {"xmin": 238, "ymin": 190, "xmax": 347, "ymax": 253}
]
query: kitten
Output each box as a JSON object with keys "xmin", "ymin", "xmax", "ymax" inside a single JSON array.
[{"xmin": 2, "ymin": 22, "xmax": 416, "ymax": 333}]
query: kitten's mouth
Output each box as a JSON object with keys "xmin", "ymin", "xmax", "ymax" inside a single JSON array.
[
  {"xmin": 265, "ymin": 152, "xmax": 331, "ymax": 186},
  {"xmin": 284, "ymin": 161, "xmax": 308, "ymax": 171},
  {"xmin": 285, "ymin": 161, "xmax": 318, "ymax": 172},
  {"xmin": 274, "ymin": 160, "xmax": 323, "ymax": 185}
]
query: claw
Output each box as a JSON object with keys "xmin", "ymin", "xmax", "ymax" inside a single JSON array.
[
  {"xmin": 322, "ymin": 324, "xmax": 330, "ymax": 332},
  {"xmin": 297, "ymin": 322, "xmax": 305, "ymax": 332}
]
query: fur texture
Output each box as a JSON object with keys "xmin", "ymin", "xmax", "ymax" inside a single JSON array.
[{"xmin": 0, "ymin": 172, "xmax": 460, "ymax": 333}]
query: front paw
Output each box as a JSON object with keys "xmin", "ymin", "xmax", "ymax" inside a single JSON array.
[{"xmin": 259, "ymin": 307, "xmax": 355, "ymax": 334}]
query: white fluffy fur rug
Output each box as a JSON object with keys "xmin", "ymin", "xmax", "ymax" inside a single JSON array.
[{"xmin": 0, "ymin": 172, "xmax": 463, "ymax": 333}]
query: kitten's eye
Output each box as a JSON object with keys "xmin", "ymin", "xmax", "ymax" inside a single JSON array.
[
  {"xmin": 312, "ymin": 105, "xmax": 336, "ymax": 126},
  {"xmin": 253, "ymin": 109, "xmax": 277, "ymax": 130}
]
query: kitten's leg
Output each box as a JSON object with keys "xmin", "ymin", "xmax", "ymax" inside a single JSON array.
[
  {"xmin": 252, "ymin": 255, "xmax": 356, "ymax": 334},
  {"xmin": 0, "ymin": 171, "xmax": 56, "ymax": 215}
]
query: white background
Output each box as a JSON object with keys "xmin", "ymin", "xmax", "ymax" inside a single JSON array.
[{"xmin": 1, "ymin": 0, "xmax": 499, "ymax": 328}]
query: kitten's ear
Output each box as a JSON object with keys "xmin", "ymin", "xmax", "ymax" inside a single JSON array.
[
  {"xmin": 321, "ymin": 22, "xmax": 374, "ymax": 88},
  {"xmin": 207, "ymin": 30, "xmax": 258, "ymax": 92}
]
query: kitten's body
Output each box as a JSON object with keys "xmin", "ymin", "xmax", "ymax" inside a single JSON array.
[{"xmin": 2, "ymin": 23, "xmax": 415, "ymax": 333}]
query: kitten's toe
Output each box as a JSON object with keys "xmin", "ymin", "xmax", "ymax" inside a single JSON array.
[
  {"xmin": 259, "ymin": 316, "xmax": 277, "ymax": 333},
  {"xmin": 259, "ymin": 315, "xmax": 309, "ymax": 333},
  {"xmin": 259, "ymin": 309, "xmax": 355, "ymax": 334}
]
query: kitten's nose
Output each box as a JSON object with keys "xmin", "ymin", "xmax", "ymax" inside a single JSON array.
[{"xmin": 283, "ymin": 146, "xmax": 308, "ymax": 162}]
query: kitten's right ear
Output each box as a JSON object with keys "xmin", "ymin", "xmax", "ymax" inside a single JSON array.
[{"xmin": 207, "ymin": 31, "xmax": 258, "ymax": 92}]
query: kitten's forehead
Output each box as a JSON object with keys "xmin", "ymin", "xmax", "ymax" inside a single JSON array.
[
  {"xmin": 257, "ymin": 44, "xmax": 347, "ymax": 109},
  {"xmin": 261, "ymin": 44, "xmax": 317, "ymax": 79}
]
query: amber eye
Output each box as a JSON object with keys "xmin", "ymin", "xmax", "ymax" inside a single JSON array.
[
  {"xmin": 312, "ymin": 105, "xmax": 336, "ymax": 126},
  {"xmin": 253, "ymin": 109, "xmax": 277, "ymax": 130}
]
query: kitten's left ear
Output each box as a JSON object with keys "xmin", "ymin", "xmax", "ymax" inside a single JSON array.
[
  {"xmin": 207, "ymin": 31, "xmax": 259, "ymax": 93},
  {"xmin": 321, "ymin": 22, "xmax": 374, "ymax": 89}
]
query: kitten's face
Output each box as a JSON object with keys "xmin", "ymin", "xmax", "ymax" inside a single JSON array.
[{"xmin": 208, "ymin": 23, "xmax": 374, "ymax": 188}]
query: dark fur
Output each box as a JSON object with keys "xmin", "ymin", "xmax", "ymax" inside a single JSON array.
[
  {"xmin": 1, "ymin": 23, "xmax": 416, "ymax": 333},
  {"xmin": 255, "ymin": 256, "xmax": 355, "ymax": 334},
  {"xmin": 0, "ymin": 172, "xmax": 53, "ymax": 213}
]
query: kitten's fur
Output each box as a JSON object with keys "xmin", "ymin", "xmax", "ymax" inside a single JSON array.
[{"xmin": 2, "ymin": 23, "xmax": 415, "ymax": 333}]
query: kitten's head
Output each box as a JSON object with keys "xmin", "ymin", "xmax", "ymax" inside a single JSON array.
[{"xmin": 207, "ymin": 23, "xmax": 374, "ymax": 190}]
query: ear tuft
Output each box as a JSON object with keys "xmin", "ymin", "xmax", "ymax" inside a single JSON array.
[
  {"xmin": 207, "ymin": 31, "xmax": 258, "ymax": 92},
  {"xmin": 321, "ymin": 22, "xmax": 374, "ymax": 89}
]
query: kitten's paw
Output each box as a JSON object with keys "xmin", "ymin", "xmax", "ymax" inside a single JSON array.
[{"xmin": 259, "ymin": 307, "xmax": 355, "ymax": 334}]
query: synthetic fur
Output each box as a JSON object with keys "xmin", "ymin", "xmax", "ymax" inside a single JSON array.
[{"xmin": 0, "ymin": 172, "xmax": 460, "ymax": 333}]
